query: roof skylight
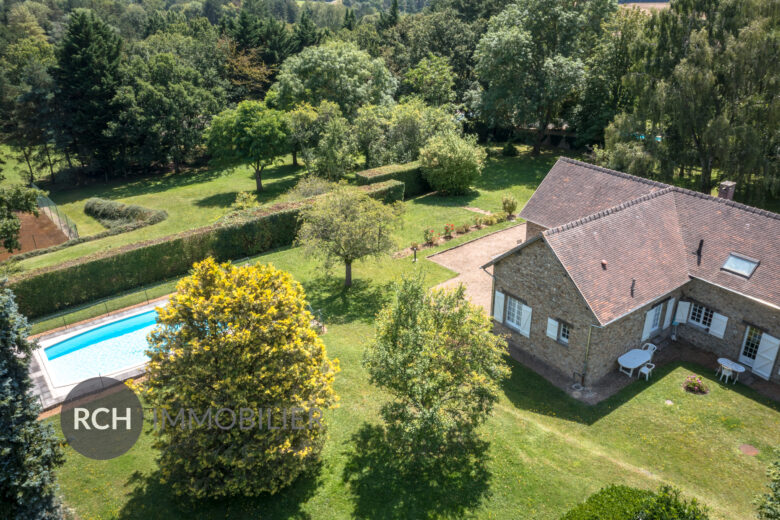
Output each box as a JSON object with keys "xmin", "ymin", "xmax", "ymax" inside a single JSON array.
[{"xmin": 722, "ymin": 253, "xmax": 759, "ymax": 278}]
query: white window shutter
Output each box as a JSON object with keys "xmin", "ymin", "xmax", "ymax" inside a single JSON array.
[
  {"xmin": 708, "ymin": 312, "xmax": 728, "ymax": 339},
  {"xmin": 663, "ymin": 298, "xmax": 675, "ymax": 329},
  {"xmin": 546, "ymin": 318, "xmax": 558, "ymax": 339},
  {"xmin": 674, "ymin": 301, "xmax": 691, "ymax": 324},
  {"xmin": 493, "ymin": 291, "xmax": 505, "ymax": 323},
  {"xmin": 752, "ymin": 333, "xmax": 780, "ymax": 380},
  {"xmin": 519, "ymin": 304, "xmax": 532, "ymax": 338},
  {"xmin": 641, "ymin": 309, "xmax": 655, "ymax": 341}
]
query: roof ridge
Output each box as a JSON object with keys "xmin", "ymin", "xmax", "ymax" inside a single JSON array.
[
  {"xmin": 668, "ymin": 185, "xmax": 780, "ymax": 221},
  {"xmin": 543, "ymin": 187, "xmax": 675, "ymax": 236},
  {"xmin": 558, "ymin": 157, "xmax": 780, "ymax": 222},
  {"xmin": 558, "ymin": 157, "xmax": 669, "ymax": 189}
]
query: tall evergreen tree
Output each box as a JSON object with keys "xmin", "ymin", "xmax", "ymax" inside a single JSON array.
[
  {"xmin": 52, "ymin": 11, "xmax": 122, "ymax": 172},
  {"xmin": 294, "ymin": 6, "xmax": 322, "ymax": 52},
  {"xmin": 0, "ymin": 288, "xmax": 64, "ymax": 519}
]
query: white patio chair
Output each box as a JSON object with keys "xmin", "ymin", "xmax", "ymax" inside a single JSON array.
[
  {"xmin": 639, "ymin": 363, "xmax": 655, "ymax": 381},
  {"xmin": 642, "ymin": 343, "xmax": 658, "ymax": 360},
  {"xmin": 719, "ymin": 366, "xmax": 733, "ymax": 384}
]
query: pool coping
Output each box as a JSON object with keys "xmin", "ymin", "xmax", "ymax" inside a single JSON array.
[{"xmin": 30, "ymin": 298, "xmax": 169, "ymax": 410}]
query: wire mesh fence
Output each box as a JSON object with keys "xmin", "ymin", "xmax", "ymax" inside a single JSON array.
[{"xmin": 33, "ymin": 184, "xmax": 79, "ymax": 240}]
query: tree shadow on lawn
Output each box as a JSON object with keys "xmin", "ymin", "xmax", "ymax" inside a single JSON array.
[
  {"xmin": 342, "ymin": 424, "xmax": 492, "ymax": 520},
  {"xmin": 195, "ymin": 191, "xmax": 238, "ymax": 208},
  {"xmin": 116, "ymin": 462, "xmax": 322, "ymax": 520},
  {"xmin": 501, "ymin": 356, "xmax": 780, "ymax": 426},
  {"xmin": 305, "ymin": 276, "xmax": 393, "ymax": 325}
]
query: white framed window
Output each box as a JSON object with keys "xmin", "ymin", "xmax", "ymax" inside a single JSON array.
[
  {"xmin": 689, "ymin": 303, "xmax": 714, "ymax": 329},
  {"xmin": 546, "ymin": 318, "xmax": 570, "ymax": 346},
  {"xmin": 505, "ymin": 296, "xmax": 522, "ymax": 329},
  {"xmin": 741, "ymin": 326, "xmax": 763, "ymax": 362},
  {"xmin": 559, "ymin": 322, "xmax": 570, "ymax": 345},
  {"xmin": 505, "ymin": 295, "xmax": 532, "ymax": 338}
]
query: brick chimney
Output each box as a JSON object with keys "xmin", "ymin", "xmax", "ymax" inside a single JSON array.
[{"xmin": 718, "ymin": 181, "xmax": 736, "ymax": 200}]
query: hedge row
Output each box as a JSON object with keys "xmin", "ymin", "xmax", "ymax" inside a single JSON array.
[
  {"xmin": 355, "ymin": 162, "xmax": 430, "ymax": 198},
  {"xmin": 10, "ymin": 180, "xmax": 404, "ymax": 319}
]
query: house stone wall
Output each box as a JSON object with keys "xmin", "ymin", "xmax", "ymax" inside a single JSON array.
[
  {"xmin": 677, "ymin": 279, "xmax": 780, "ymax": 383},
  {"xmin": 492, "ymin": 239, "xmax": 596, "ymax": 383},
  {"xmin": 587, "ymin": 291, "xmax": 683, "ymax": 383},
  {"xmin": 524, "ymin": 221, "xmax": 548, "ymax": 242}
]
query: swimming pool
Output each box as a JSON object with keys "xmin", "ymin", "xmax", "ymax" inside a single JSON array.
[{"xmin": 43, "ymin": 310, "xmax": 159, "ymax": 387}]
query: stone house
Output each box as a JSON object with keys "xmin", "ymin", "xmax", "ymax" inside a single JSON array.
[{"xmin": 483, "ymin": 158, "xmax": 780, "ymax": 386}]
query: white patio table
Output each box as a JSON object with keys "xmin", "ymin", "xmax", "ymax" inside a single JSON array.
[
  {"xmin": 618, "ymin": 349, "xmax": 652, "ymax": 377},
  {"xmin": 717, "ymin": 358, "xmax": 746, "ymax": 384}
]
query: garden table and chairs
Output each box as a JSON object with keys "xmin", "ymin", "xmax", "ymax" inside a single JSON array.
[
  {"xmin": 618, "ymin": 343, "xmax": 658, "ymax": 378},
  {"xmin": 716, "ymin": 358, "xmax": 746, "ymax": 384}
]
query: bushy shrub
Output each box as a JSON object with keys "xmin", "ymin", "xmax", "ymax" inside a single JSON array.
[
  {"xmin": 84, "ymin": 197, "xmax": 167, "ymax": 228},
  {"xmin": 638, "ymin": 486, "xmax": 709, "ymax": 519},
  {"xmin": 473, "ymin": 215, "xmax": 484, "ymax": 228},
  {"xmin": 443, "ymin": 223, "xmax": 454, "ymax": 238},
  {"xmin": 457, "ymin": 222, "xmax": 470, "ymax": 234},
  {"xmin": 560, "ymin": 485, "xmax": 653, "ymax": 520},
  {"xmin": 756, "ymin": 452, "xmax": 780, "ymax": 520},
  {"xmin": 683, "ymin": 375, "xmax": 709, "ymax": 394},
  {"xmin": 420, "ymin": 132, "xmax": 486, "ymax": 195},
  {"xmin": 423, "ymin": 228, "xmax": 438, "ymax": 245},
  {"xmin": 355, "ymin": 162, "xmax": 430, "ymax": 198},
  {"xmin": 10, "ymin": 181, "xmax": 405, "ymax": 318},
  {"xmin": 233, "ymin": 192, "xmax": 258, "ymax": 211},
  {"xmin": 502, "ymin": 195, "xmax": 518, "ymax": 217},
  {"xmin": 501, "ymin": 141, "xmax": 519, "ymax": 157}
]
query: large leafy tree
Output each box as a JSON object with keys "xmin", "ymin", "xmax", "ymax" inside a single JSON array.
[
  {"xmin": 403, "ymin": 54, "xmax": 456, "ymax": 106},
  {"xmin": 268, "ymin": 40, "xmax": 397, "ymax": 117},
  {"xmin": 297, "ymin": 185, "xmax": 401, "ymax": 287},
  {"xmin": 206, "ymin": 100, "xmax": 288, "ymax": 192},
  {"xmin": 0, "ymin": 288, "xmax": 64, "ymax": 518},
  {"xmin": 364, "ymin": 277, "xmax": 509, "ymax": 455},
  {"xmin": 141, "ymin": 259, "xmax": 338, "ymax": 499},
  {"xmin": 474, "ymin": 0, "xmax": 607, "ymax": 156},
  {"xmin": 52, "ymin": 11, "xmax": 122, "ymax": 170},
  {"xmin": 110, "ymin": 53, "xmax": 219, "ymax": 174}
]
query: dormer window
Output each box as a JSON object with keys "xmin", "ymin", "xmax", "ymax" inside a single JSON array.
[{"xmin": 722, "ymin": 253, "xmax": 759, "ymax": 278}]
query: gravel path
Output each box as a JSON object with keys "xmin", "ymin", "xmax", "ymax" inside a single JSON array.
[{"xmin": 428, "ymin": 223, "xmax": 526, "ymax": 310}]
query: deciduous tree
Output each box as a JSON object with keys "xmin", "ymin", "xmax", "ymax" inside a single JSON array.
[
  {"xmin": 364, "ymin": 277, "xmax": 509, "ymax": 456},
  {"xmin": 297, "ymin": 185, "xmax": 401, "ymax": 287},
  {"xmin": 206, "ymin": 100, "xmax": 288, "ymax": 192},
  {"xmin": 268, "ymin": 41, "xmax": 396, "ymax": 117}
]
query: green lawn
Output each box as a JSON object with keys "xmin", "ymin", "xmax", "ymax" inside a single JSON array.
[
  {"xmin": 48, "ymin": 238, "xmax": 780, "ymax": 519},
  {"xmin": 18, "ymin": 145, "xmax": 780, "ymax": 517},
  {"xmin": 15, "ymin": 147, "xmax": 564, "ymax": 272}
]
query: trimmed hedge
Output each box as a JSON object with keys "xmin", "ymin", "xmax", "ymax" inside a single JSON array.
[
  {"xmin": 10, "ymin": 180, "xmax": 404, "ymax": 319},
  {"xmin": 355, "ymin": 162, "xmax": 430, "ymax": 198},
  {"xmin": 560, "ymin": 485, "xmax": 654, "ymax": 520}
]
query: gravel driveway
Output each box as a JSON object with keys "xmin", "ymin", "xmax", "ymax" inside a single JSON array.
[{"xmin": 428, "ymin": 223, "xmax": 526, "ymax": 311}]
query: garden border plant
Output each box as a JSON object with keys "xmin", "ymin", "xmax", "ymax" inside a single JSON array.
[{"xmin": 9, "ymin": 181, "xmax": 405, "ymax": 319}]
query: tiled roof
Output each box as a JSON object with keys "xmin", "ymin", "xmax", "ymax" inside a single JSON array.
[
  {"xmin": 510, "ymin": 158, "xmax": 780, "ymax": 324},
  {"xmin": 519, "ymin": 157, "xmax": 666, "ymax": 229}
]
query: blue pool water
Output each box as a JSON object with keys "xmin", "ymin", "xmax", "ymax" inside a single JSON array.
[{"xmin": 44, "ymin": 310, "xmax": 158, "ymax": 387}]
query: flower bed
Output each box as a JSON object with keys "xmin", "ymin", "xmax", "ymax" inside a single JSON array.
[{"xmin": 682, "ymin": 374, "xmax": 709, "ymax": 395}]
